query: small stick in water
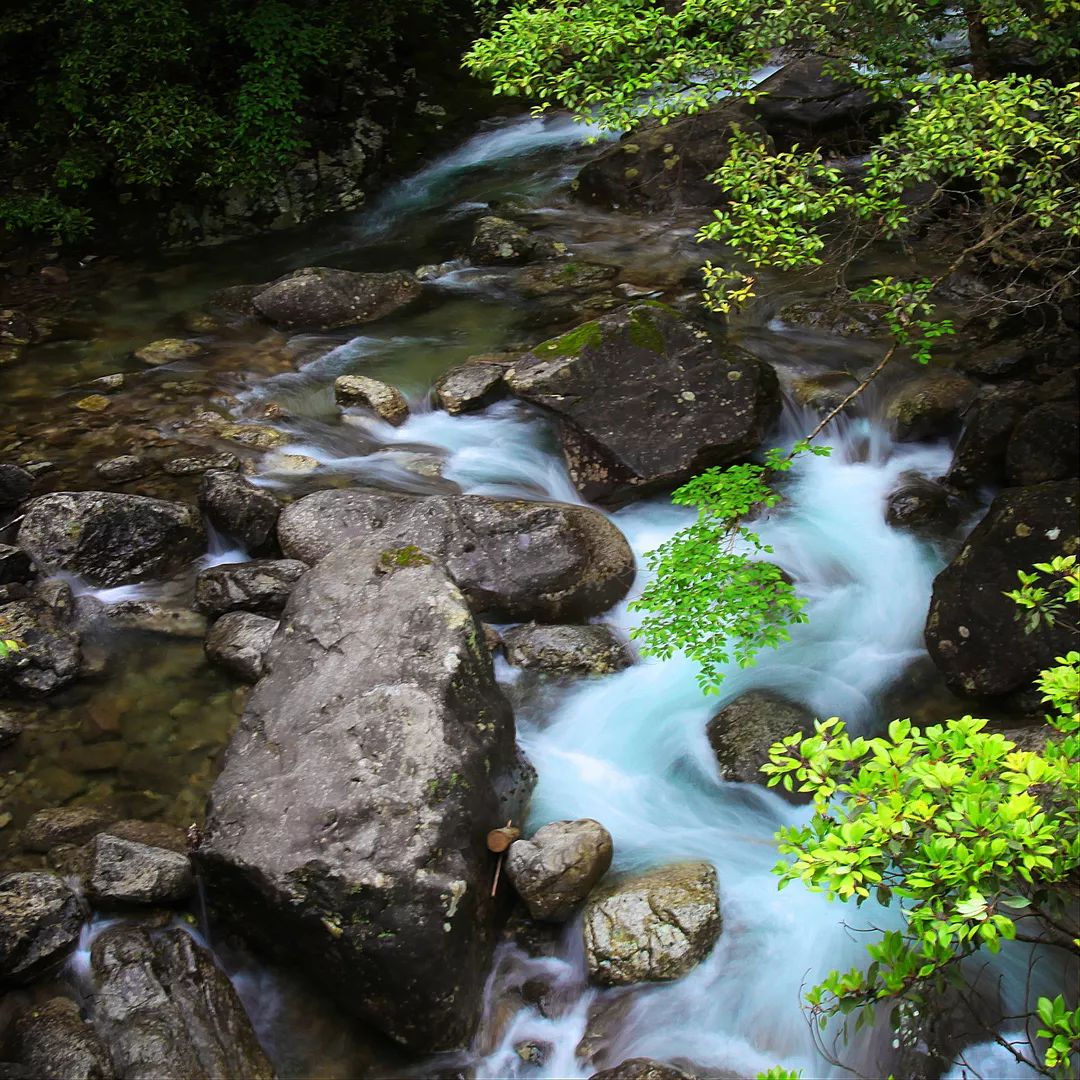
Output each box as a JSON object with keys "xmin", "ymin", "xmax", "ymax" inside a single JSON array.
[{"xmin": 490, "ymin": 818, "xmax": 514, "ymax": 897}]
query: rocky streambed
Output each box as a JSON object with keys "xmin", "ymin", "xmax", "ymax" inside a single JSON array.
[{"xmin": 1, "ymin": 58, "xmax": 1078, "ymax": 1080}]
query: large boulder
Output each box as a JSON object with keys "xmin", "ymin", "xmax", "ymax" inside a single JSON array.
[
  {"xmin": 17, "ymin": 492, "xmax": 205, "ymax": 588},
  {"xmin": 14, "ymin": 997, "xmax": 114, "ymax": 1080},
  {"xmin": 199, "ymin": 472, "xmax": 280, "ymax": 554},
  {"xmin": 194, "ymin": 559, "xmax": 307, "ymax": 617},
  {"xmin": 204, "ymin": 611, "xmax": 278, "ymax": 681},
  {"xmin": 885, "ymin": 371, "xmax": 976, "ymax": 442},
  {"xmin": 707, "ymin": 691, "xmax": 817, "ymax": 800},
  {"xmin": 505, "ymin": 304, "xmax": 780, "ymax": 505},
  {"xmin": 0, "ymin": 872, "xmax": 83, "ymax": 986},
  {"xmin": 884, "ymin": 473, "xmax": 972, "ymax": 539},
  {"xmin": 576, "ymin": 57, "xmax": 884, "ymax": 211},
  {"xmin": 87, "ymin": 834, "xmax": 194, "ymax": 907},
  {"xmin": 506, "ymin": 819, "xmax": 613, "ymax": 922},
  {"xmin": 583, "ymin": 862, "xmax": 721, "ymax": 986},
  {"xmin": 88, "ymin": 926, "xmax": 273, "ymax": 1079},
  {"xmin": 1005, "ymin": 401, "xmax": 1079, "ymax": 486},
  {"xmin": 251, "ymin": 266, "xmax": 422, "ymax": 331},
  {"xmin": 946, "ymin": 387, "xmax": 1029, "ymax": 490},
  {"xmin": 276, "ymin": 488, "xmax": 635, "ymax": 622},
  {"xmin": 198, "ymin": 543, "xmax": 533, "ymax": 1052},
  {"xmin": 0, "ymin": 597, "xmax": 81, "ymax": 695},
  {"xmin": 925, "ymin": 480, "xmax": 1080, "ymax": 697},
  {"xmin": 502, "ymin": 623, "xmax": 633, "ymax": 676}
]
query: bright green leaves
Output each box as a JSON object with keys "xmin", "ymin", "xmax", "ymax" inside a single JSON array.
[
  {"xmin": 764, "ymin": 642, "xmax": 1080, "ymax": 1076},
  {"xmin": 1005, "ymin": 555, "xmax": 1080, "ymax": 634},
  {"xmin": 629, "ymin": 443, "xmax": 830, "ymax": 692}
]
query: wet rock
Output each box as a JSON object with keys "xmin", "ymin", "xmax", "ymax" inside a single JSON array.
[
  {"xmin": 583, "ymin": 862, "xmax": 721, "ymax": 986},
  {"xmin": 199, "ymin": 543, "xmax": 532, "ymax": 1052},
  {"xmin": 91, "ymin": 373, "xmax": 125, "ymax": 393},
  {"xmin": 87, "ymin": 834, "xmax": 194, "ymax": 907},
  {"xmin": 517, "ymin": 260, "xmax": 618, "ymax": 299},
  {"xmin": 133, "ymin": 338, "xmax": 204, "ymax": 365},
  {"xmin": 214, "ymin": 423, "xmax": 290, "ymax": 451},
  {"xmin": 0, "ymin": 708, "xmax": 21, "ymax": 747},
  {"xmin": 334, "ymin": 374, "xmax": 409, "ymax": 425},
  {"xmin": 199, "ymin": 471, "xmax": 280, "ymax": 553},
  {"xmin": 0, "ymin": 598, "xmax": 82, "ymax": 695},
  {"xmin": 576, "ymin": 102, "xmax": 764, "ymax": 210},
  {"xmin": 515, "ymin": 1040, "xmax": 552, "ymax": 1066},
  {"xmin": 277, "ymin": 488, "xmax": 635, "ymax": 621},
  {"xmin": 506, "ymin": 819, "xmax": 613, "ymax": 922},
  {"xmin": 75, "ymin": 596, "xmax": 207, "ymax": 639},
  {"xmin": 0, "ymin": 872, "xmax": 83, "ymax": 986},
  {"xmin": 194, "ymin": 559, "xmax": 307, "ymax": 617},
  {"xmin": 470, "ymin": 216, "xmax": 552, "ymax": 265},
  {"xmin": 33, "ymin": 578, "xmax": 75, "ymax": 620},
  {"xmin": 590, "ymin": 1060, "xmax": 696, "ymax": 1080},
  {"xmin": 0, "ymin": 464, "xmax": 34, "ymax": 510},
  {"xmin": 13, "ymin": 997, "xmax": 114, "ymax": 1080},
  {"xmin": 162, "ymin": 453, "xmax": 241, "ymax": 476},
  {"xmin": 779, "ymin": 300, "xmax": 886, "ymax": 338},
  {"xmin": 502, "ymin": 624, "xmax": 633, "ymax": 676},
  {"xmin": 74, "ymin": 396, "xmax": 111, "ymax": 414},
  {"xmin": 94, "ymin": 456, "xmax": 151, "ymax": 484},
  {"xmin": 102, "ymin": 820, "xmax": 189, "ymax": 855},
  {"xmin": 17, "ymin": 492, "xmax": 205, "ymax": 588},
  {"xmin": 0, "ymin": 545, "xmax": 33, "ymax": 585},
  {"xmin": 884, "ymin": 473, "xmax": 972, "ymax": 537},
  {"xmin": 251, "ymin": 266, "xmax": 422, "ymax": 331},
  {"xmin": 204, "ymin": 611, "xmax": 277, "ymax": 681},
  {"xmin": 706, "ymin": 691, "xmax": 815, "ymax": 800},
  {"xmin": 886, "ymin": 371, "xmax": 976, "ymax": 442},
  {"xmin": 1005, "ymin": 401, "xmax": 1079, "ymax": 486},
  {"xmin": 946, "ymin": 387, "xmax": 1029, "ymax": 490},
  {"xmin": 20, "ymin": 806, "xmax": 114, "ymax": 853},
  {"xmin": 88, "ymin": 925, "xmax": 273, "ymax": 1078},
  {"xmin": 925, "ymin": 479, "xmax": 1080, "ymax": 697},
  {"xmin": 791, "ymin": 371, "xmax": 861, "ymax": 413},
  {"xmin": 506, "ymin": 304, "xmax": 780, "ymax": 506},
  {"xmin": 434, "ymin": 363, "xmax": 507, "ymax": 414}
]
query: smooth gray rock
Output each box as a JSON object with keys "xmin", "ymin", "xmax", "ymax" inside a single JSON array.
[
  {"xmin": 334, "ymin": 375, "xmax": 409, "ymax": 425},
  {"xmin": 14, "ymin": 997, "xmax": 114, "ymax": 1080},
  {"xmin": 0, "ymin": 872, "xmax": 83, "ymax": 987},
  {"xmin": 583, "ymin": 862, "xmax": 721, "ymax": 986},
  {"xmin": 194, "ymin": 559, "xmax": 307, "ymax": 617},
  {"xmin": 199, "ymin": 471, "xmax": 280, "ymax": 554},
  {"xmin": 204, "ymin": 611, "xmax": 278, "ymax": 681},
  {"xmin": 198, "ymin": 543, "xmax": 532, "ymax": 1052},
  {"xmin": 88, "ymin": 926, "xmax": 273, "ymax": 1080},
  {"xmin": 17, "ymin": 492, "xmax": 205, "ymax": 588},
  {"xmin": 252, "ymin": 266, "xmax": 422, "ymax": 331},
  {"xmin": 706, "ymin": 691, "xmax": 815, "ymax": 802},
  {"xmin": 87, "ymin": 834, "xmax": 194, "ymax": 907},
  {"xmin": 505, "ymin": 305, "xmax": 781, "ymax": 506},
  {"xmin": 434, "ymin": 363, "xmax": 507, "ymax": 414},
  {"xmin": 276, "ymin": 488, "xmax": 635, "ymax": 622},
  {"xmin": 507, "ymin": 819, "xmax": 613, "ymax": 921},
  {"xmin": 502, "ymin": 624, "xmax": 633, "ymax": 676}
]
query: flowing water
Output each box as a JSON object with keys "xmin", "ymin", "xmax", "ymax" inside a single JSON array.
[{"xmin": 1, "ymin": 111, "xmax": 1042, "ymax": 1077}]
